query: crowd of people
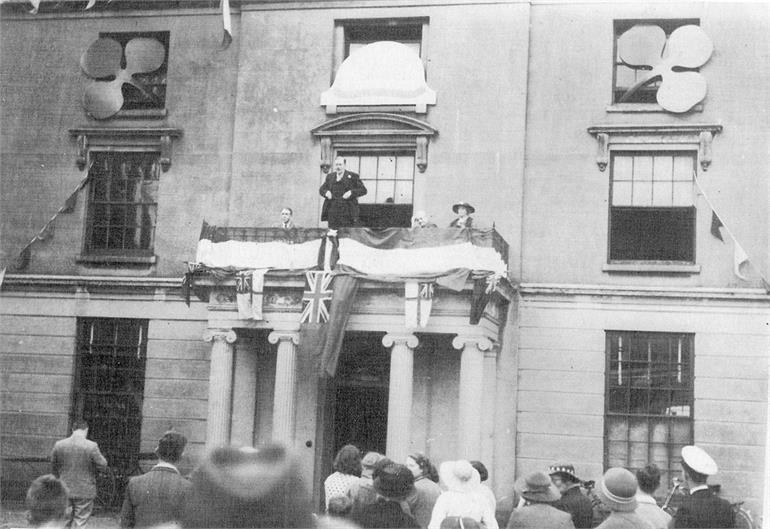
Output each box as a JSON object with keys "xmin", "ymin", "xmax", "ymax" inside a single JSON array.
[{"xmin": 19, "ymin": 420, "xmax": 739, "ymax": 529}]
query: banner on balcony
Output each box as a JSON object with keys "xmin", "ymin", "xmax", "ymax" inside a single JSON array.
[{"xmin": 235, "ymin": 269, "xmax": 267, "ymax": 320}]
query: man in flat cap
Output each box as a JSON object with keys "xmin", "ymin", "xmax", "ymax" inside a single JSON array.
[
  {"xmin": 673, "ymin": 445, "xmax": 734, "ymax": 528},
  {"xmin": 549, "ymin": 463, "xmax": 594, "ymax": 529}
]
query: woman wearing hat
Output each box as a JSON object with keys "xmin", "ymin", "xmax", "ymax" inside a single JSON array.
[
  {"xmin": 350, "ymin": 462, "xmax": 420, "ymax": 529},
  {"xmin": 428, "ymin": 460, "xmax": 498, "ymax": 529},
  {"xmin": 548, "ymin": 463, "xmax": 594, "ymax": 529},
  {"xmin": 506, "ymin": 471, "xmax": 575, "ymax": 529},
  {"xmin": 449, "ymin": 202, "xmax": 475, "ymax": 228},
  {"xmin": 594, "ymin": 467, "xmax": 652, "ymax": 529}
]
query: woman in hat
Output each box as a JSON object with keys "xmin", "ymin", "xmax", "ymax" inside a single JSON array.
[
  {"xmin": 506, "ymin": 471, "xmax": 575, "ymax": 529},
  {"xmin": 548, "ymin": 463, "xmax": 594, "ymax": 529},
  {"xmin": 406, "ymin": 453, "xmax": 442, "ymax": 529},
  {"xmin": 350, "ymin": 462, "xmax": 420, "ymax": 529},
  {"xmin": 324, "ymin": 444, "xmax": 362, "ymax": 510},
  {"xmin": 428, "ymin": 460, "xmax": 498, "ymax": 529},
  {"xmin": 594, "ymin": 467, "xmax": 650, "ymax": 529},
  {"xmin": 449, "ymin": 202, "xmax": 475, "ymax": 228}
]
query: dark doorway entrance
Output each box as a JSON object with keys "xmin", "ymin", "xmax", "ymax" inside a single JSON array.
[{"xmin": 331, "ymin": 332, "xmax": 390, "ymax": 457}]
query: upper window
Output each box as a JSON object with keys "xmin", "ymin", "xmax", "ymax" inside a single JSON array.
[
  {"xmin": 605, "ymin": 331, "xmax": 693, "ymax": 495},
  {"xmin": 613, "ymin": 19, "xmax": 699, "ymax": 105},
  {"xmin": 609, "ymin": 152, "xmax": 695, "ymax": 262},
  {"xmin": 96, "ymin": 31, "xmax": 169, "ymax": 115},
  {"xmin": 344, "ymin": 20, "xmax": 423, "ymax": 59},
  {"xmin": 84, "ymin": 151, "xmax": 160, "ymax": 257},
  {"xmin": 336, "ymin": 151, "xmax": 415, "ymax": 228}
]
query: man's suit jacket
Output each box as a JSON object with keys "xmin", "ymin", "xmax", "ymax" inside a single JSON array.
[
  {"xmin": 51, "ymin": 433, "xmax": 107, "ymax": 499},
  {"xmin": 319, "ymin": 170, "xmax": 367, "ymax": 222},
  {"xmin": 554, "ymin": 486, "xmax": 595, "ymax": 529},
  {"xmin": 673, "ymin": 488, "xmax": 735, "ymax": 528},
  {"xmin": 506, "ymin": 503, "xmax": 576, "ymax": 529},
  {"xmin": 120, "ymin": 465, "xmax": 191, "ymax": 528}
]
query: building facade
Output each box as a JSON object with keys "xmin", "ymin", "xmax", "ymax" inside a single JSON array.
[{"xmin": 1, "ymin": 0, "xmax": 768, "ymax": 522}]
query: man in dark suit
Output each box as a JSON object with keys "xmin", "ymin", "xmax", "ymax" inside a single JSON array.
[
  {"xmin": 319, "ymin": 156, "xmax": 367, "ymax": 229},
  {"xmin": 51, "ymin": 419, "xmax": 108, "ymax": 528},
  {"xmin": 120, "ymin": 431, "xmax": 191, "ymax": 528},
  {"xmin": 549, "ymin": 463, "xmax": 594, "ymax": 529},
  {"xmin": 673, "ymin": 445, "xmax": 735, "ymax": 528}
]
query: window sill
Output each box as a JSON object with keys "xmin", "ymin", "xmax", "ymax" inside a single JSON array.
[
  {"xmin": 113, "ymin": 108, "xmax": 168, "ymax": 120},
  {"xmin": 603, "ymin": 263, "xmax": 700, "ymax": 274},
  {"xmin": 605, "ymin": 103, "xmax": 703, "ymax": 113},
  {"xmin": 77, "ymin": 254, "xmax": 157, "ymax": 265}
]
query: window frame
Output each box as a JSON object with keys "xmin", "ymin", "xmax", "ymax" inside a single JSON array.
[
  {"xmin": 604, "ymin": 330, "xmax": 694, "ymax": 495},
  {"xmin": 79, "ymin": 147, "xmax": 161, "ymax": 264},
  {"xmin": 609, "ymin": 18, "xmax": 701, "ymax": 112},
  {"xmin": 97, "ymin": 30, "xmax": 171, "ymax": 119}
]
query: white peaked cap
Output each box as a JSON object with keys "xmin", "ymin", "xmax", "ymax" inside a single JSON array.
[{"xmin": 681, "ymin": 445, "xmax": 718, "ymax": 476}]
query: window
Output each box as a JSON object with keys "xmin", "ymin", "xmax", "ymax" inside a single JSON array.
[
  {"xmin": 72, "ymin": 318, "xmax": 148, "ymax": 472},
  {"xmin": 338, "ymin": 151, "xmax": 415, "ymax": 228},
  {"xmin": 344, "ymin": 20, "xmax": 423, "ymax": 58},
  {"xmin": 609, "ymin": 152, "xmax": 695, "ymax": 262},
  {"xmin": 605, "ymin": 331, "xmax": 693, "ymax": 494},
  {"xmin": 613, "ymin": 20, "xmax": 699, "ymax": 105},
  {"xmin": 84, "ymin": 151, "xmax": 160, "ymax": 257},
  {"xmin": 99, "ymin": 31, "xmax": 169, "ymax": 113}
]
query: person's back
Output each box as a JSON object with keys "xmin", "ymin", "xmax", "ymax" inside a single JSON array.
[
  {"xmin": 25, "ymin": 475, "xmax": 69, "ymax": 529},
  {"xmin": 51, "ymin": 434, "xmax": 106, "ymax": 499},
  {"xmin": 674, "ymin": 488, "xmax": 734, "ymax": 529},
  {"xmin": 595, "ymin": 511, "xmax": 655, "ymax": 529},
  {"xmin": 507, "ymin": 503, "xmax": 575, "ymax": 529},
  {"xmin": 406, "ymin": 477, "xmax": 442, "ymax": 529},
  {"xmin": 122, "ymin": 466, "xmax": 190, "ymax": 527},
  {"xmin": 352, "ymin": 497, "xmax": 421, "ymax": 529}
]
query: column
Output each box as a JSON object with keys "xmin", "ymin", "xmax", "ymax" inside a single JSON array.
[
  {"xmin": 203, "ymin": 329, "xmax": 237, "ymax": 449},
  {"xmin": 382, "ymin": 333, "xmax": 418, "ymax": 462},
  {"xmin": 453, "ymin": 335, "xmax": 494, "ymax": 460},
  {"xmin": 269, "ymin": 331, "xmax": 300, "ymax": 445},
  {"xmin": 481, "ymin": 347, "xmax": 498, "ymax": 481}
]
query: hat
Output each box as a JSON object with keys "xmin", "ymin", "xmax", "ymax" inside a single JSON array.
[
  {"xmin": 548, "ymin": 463, "xmax": 582, "ymax": 482},
  {"xmin": 181, "ymin": 444, "xmax": 313, "ymax": 528},
  {"xmin": 597, "ymin": 467, "xmax": 638, "ymax": 512},
  {"xmin": 362, "ymin": 451, "xmax": 385, "ymax": 469},
  {"xmin": 439, "ymin": 460, "xmax": 481, "ymax": 493},
  {"xmin": 452, "ymin": 202, "xmax": 475, "ymax": 214},
  {"xmin": 681, "ymin": 445, "xmax": 718, "ymax": 476},
  {"xmin": 515, "ymin": 471, "xmax": 560, "ymax": 503},
  {"xmin": 373, "ymin": 463, "xmax": 415, "ymax": 500}
]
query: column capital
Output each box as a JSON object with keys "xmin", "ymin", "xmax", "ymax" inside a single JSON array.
[
  {"xmin": 483, "ymin": 347, "xmax": 499, "ymax": 359},
  {"xmin": 268, "ymin": 331, "xmax": 300, "ymax": 345},
  {"xmin": 452, "ymin": 335, "xmax": 494, "ymax": 351},
  {"xmin": 203, "ymin": 329, "xmax": 237, "ymax": 344},
  {"xmin": 382, "ymin": 333, "xmax": 418, "ymax": 349}
]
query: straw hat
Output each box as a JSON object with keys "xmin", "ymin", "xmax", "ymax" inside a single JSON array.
[
  {"xmin": 452, "ymin": 202, "xmax": 476, "ymax": 214},
  {"xmin": 515, "ymin": 471, "xmax": 561, "ymax": 503},
  {"xmin": 439, "ymin": 460, "xmax": 481, "ymax": 493}
]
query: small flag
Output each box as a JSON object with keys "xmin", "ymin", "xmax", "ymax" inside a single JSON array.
[
  {"xmin": 38, "ymin": 221, "xmax": 55, "ymax": 241},
  {"xmin": 14, "ymin": 246, "xmax": 31, "ymax": 271},
  {"xmin": 734, "ymin": 241, "xmax": 750, "ymax": 281},
  {"xmin": 0, "ymin": 268, "xmax": 6, "ymax": 290},
  {"xmin": 710, "ymin": 211, "xmax": 724, "ymax": 242},
  {"xmin": 85, "ymin": 0, "xmax": 96, "ymax": 8},
  {"xmin": 301, "ymin": 271, "xmax": 333, "ymax": 324},
  {"xmin": 235, "ymin": 270, "xmax": 267, "ymax": 320},
  {"xmin": 221, "ymin": 0, "xmax": 233, "ymax": 49},
  {"xmin": 405, "ymin": 282, "xmax": 434, "ymax": 328},
  {"xmin": 62, "ymin": 191, "xmax": 78, "ymax": 213},
  {"xmin": 29, "ymin": 0, "xmax": 40, "ymax": 14}
]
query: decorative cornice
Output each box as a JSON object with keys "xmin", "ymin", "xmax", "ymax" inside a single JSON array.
[
  {"xmin": 69, "ymin": 127, "xmax": 182, "ymax": 171},
  {"xmin": 518, "ymin": 283, "xmax": 770, "ymax": 302},
  {"xmin": 587, "ymin": 124, "xmax": 722, "ymax": 135},
  {"xmin": 268, "ymin": 331, "xmax": 300, "ymax": 345},
  {"xmin": 1, "ymin": 274, "xmax": 181, "ymax": 290},
  {"xmin": 452, "ymin": 335, "xmax": 494, "ymax": 351},
  {"xmin": 382, "ymin": 333, "xmax": 419, "ymax": 349},
  {"xmin": 203, "ymin": 329, "xmax": 237, "ymax": 343}
]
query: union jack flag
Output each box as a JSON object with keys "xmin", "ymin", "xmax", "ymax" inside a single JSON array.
[{"xmin": 300, "ymin": 271, "xmax": 333, "ymax": 323}]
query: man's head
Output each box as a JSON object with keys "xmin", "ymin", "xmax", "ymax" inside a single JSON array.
[
  {"xmin": 156, "ymin": 431, "xmax": 187, "ymax": 464},
  {"xmin": 636, "ymin": 464, "xmax": 662, "ymax": 495},
  {"xmin": 71, "ymin": 419, "xmax": 88, "ymax": 434},
  {"xmin": 333, "ymin": 156, "xmax": 346, "ymax": 175},
  {"xmin": 26, "ymin": 474, "xmax": 69, "ymax": 527},
  {"xmin": 680, "ymin": 445, "xmax": 717, "ymax": 486},
  {"xmin": 548, "ymin": 463, "xmax": 581, "ymax": 493},
  {"xmin": 280, "ymin": 207, "xmax": 293, "ymax": 224}
]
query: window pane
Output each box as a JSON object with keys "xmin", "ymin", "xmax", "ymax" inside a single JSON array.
[
  {"xmin": 615, "ymin": 65, "xmax": 637, "ymax": 89},
  {"xmin": 377, "ymin": 155, "xmax": 396, "ymax": 180},
  {"xmin": 652, "ymin": 181, "xmax": 673, "ymax": 206},
  {"xmin": 634, "ymin": 155, "xmax": 654, "ymax": 181},
  {"xmin": 359, "ymin": 156, "xmax": 378, "ymax": 178},
  {"xmin": 631, "ymin": 180, "xmax": 652, "ymax": 206},
  {"xmin": 613, "ymin": 156, "xmax": 633, "ymax": 181},
  {"xmin": 394, "ymin": 180, "xmax": 413, "ymax": 204},
  {"xmin": 375, "ymin": 180, "xmax": 395, "ymax": 203},
  {"xmin": 653, "ymin": 155, "xmax": 673, "ymax": 181},
  {"xmin": 345, "ymin": 157, "xmax": 361, "ymax": 174},
  {"xmin": 673, "ymin": 156, "xmax": 694, "ymax": 180},
  {"xmin": 672, "ymin": 181, "xmax": 693, "ymax": 206},
  {"xmin": 395, "ymin": 156, "xmax": 415, "ymax": 180},
  {"xmin": 359, "ymin": 181, "xmax": 376, "ymax": 204},
  {"xmin": 612, "ymin": 181, "xmax": 633, "ymax": 206}
]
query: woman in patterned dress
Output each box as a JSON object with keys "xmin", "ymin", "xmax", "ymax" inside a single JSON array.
[{"xmin": 324, "ymin": 445, "xmax": 362, "ymax": 510}]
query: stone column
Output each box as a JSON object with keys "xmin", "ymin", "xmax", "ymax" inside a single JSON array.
[
  {"xmin": 269, "ymin": 331, "xmax": 300, "ymax": 444},
  {"xmin": 204, "ymin": 329, "xmax": 237, "ymax": 449},
  {"xmin": 382, "ymin": 333, "xmax": 418, "ymax": 462},
  {"xmin": 453, "ymin": 335, "xmax": 494, "ymax": 460},
  {"xmin": 481, "ymin": 347, "xmax": 498, "ymax": 481}
]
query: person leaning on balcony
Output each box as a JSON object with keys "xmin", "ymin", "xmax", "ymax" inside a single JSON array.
[
  {"xmin": 672, "ymin": 445, "xmax": 735, "ymax": 529},
  {"xmin": 273, "ymin": 207, "xmax": 296, "ymax": 229},
  {"xmin": 120, "ymin": 431, "xmax": 190, "ymax": 528},
  {"xmin": 50, "ymin": 419, "xmax": 107, "ymax": 529},
  {"xmin": 320, "ymin": 156, "xmax": 368, "ymax": 229},
  {"xmin": 449, "ymin": 202, "xmax": 474, "ymax": 228}
]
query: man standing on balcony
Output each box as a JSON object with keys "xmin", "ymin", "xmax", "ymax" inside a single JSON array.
[
  {"xmin": 273, "ymin": 207, "xmax": 296, "ymax": 229},
  {"xmin": 320, "ymin": 156, "xmax": 367, "ymax": 229},
  {"xmin": 51, "ymin": 419, "xmax": 108, "ymax": 528}
]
